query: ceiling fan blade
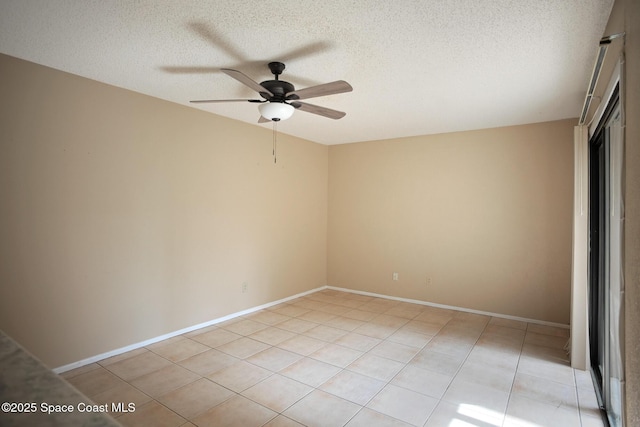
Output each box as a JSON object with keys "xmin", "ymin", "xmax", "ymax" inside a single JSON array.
[
  {"xmin": 258, "ymin": 116, "xmax": 270, "ymax": 123},
  {"xmin": 286, "ymin": 80, "xmax": 352, "ymax": 100},
  {"xmin": 221, "ymin": 68, "xmax": 273, "ymax": 97},
  {"xmin": 190, "ymin": 99, "xmax": 262, "ymax": 103},
  {"xmin": 292, "ymin": 101, "xmax": 346, "ymax": 120}
]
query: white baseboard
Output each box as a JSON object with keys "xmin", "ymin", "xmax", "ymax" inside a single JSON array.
[
  {"xmin": 325, "ymin": 285, "xmax": 570, "ymax": 329},
  {"xmin": 53, "ymin": 286, "xmax": 325, "ymax": 374}
]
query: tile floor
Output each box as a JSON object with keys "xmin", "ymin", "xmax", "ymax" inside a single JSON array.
[{"xmin": 61, "ymin": 289, "xmax": 606, "ymax": 427}]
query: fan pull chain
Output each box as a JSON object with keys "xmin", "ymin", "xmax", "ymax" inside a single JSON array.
[{"xmin": 272, "ymin": 121, "xmax": 278, "ymax": 164}]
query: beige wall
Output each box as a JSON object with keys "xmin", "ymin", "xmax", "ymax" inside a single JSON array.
[
  {"xmin": 328, "ymin": 120, "xmax": 575, "ymax": 324},
  {"xmin": 0, "ymin": 54, "xmax": 328, "ymax": 368}
]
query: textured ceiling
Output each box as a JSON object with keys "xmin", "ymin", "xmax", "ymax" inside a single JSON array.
[{"xmin": 0, "ymin": 0, "xmax": 613, "ymax": 145}]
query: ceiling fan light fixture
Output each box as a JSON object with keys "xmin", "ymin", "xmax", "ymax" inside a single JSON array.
[{"xmin": 258, "ymin": 102, "xmax": 294, "ymax": 121}]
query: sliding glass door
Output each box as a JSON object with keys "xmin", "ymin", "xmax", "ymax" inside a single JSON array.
[{"xmin": 588, "ymin": 85, "xmax": 624, "ymax": 427}]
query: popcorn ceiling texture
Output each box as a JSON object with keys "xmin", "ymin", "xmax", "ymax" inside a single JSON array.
[{"xmin": 0, "ymin": 0, "xmax": 613, "ymax": 144}]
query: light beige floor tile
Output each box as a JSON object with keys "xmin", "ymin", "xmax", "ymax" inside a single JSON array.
[
  {"xmin": 309, "ymin": 343, "xmax": 363, "ymax": 368},
  {"xmin": 117, "ymin": 400, "xmax": 186, "ymax": 427},
  {"xmin": 489, "ymin": 317, "xmax": 527, "ymax": 330},
  {"xmin": 347, "ymin": 353, "xmax": 404, "ymax": 382},
  {"xmin": 333, "ymin": 332, "xmax": 381, "ymax": 352},
  {"xmin": 248, "ymin": 327, "xmax": 296, "ymax": 346},
  {"xmin": 527, "ymin": 323, "xmax": 570, "ymax": 338},
  {"xmin": 465, "ymin": 345, "xmax": 520, "ymax": 371},
  {"xmin": 442, "ymin": 377, "xmax": 510, "ymax": 416},
  {"xmin": 383, "ymin": 303, "xmax": 424, "ymax": 320},
  {"xmin": 242, "ymin": 374, "xmax": 313, "ymax": 412},
  {"xmin": 147, "ymin": 338, "xmax": 210, "ymax": 362},
  {"xmin": 332, "ymin": 298, "xmax": 367, "ymax": 309},
  {"xmin": 189, "ymin": 328, "xmax": 242, "ymax": 348},
  {"xmin": 60, "ymin": 362, "xmax": 101, "ymax": 379},
  {"xmin": 246, "ymin": 347, "xmax": 302, "ymax": 372},
  {"xmin": 577, "ymin": 384, "xmax": 603, "ymax": 419},
  {"xmin": 263, "ymin": 415, "xmax": 306, "ymax": 427},
  {"xmin": 157, "ymin": 378, "xmax": 234, "ymax": 419},
  {"xmin": 77, "ymin": 290, "xmax": 605, "ymax": 427},
  {"xmin": 367, "ymin": 384, "xmax": 438, "ymax": 426},
  {"xmin": 409, "ymin": 348, "xmax": 465, "ymax": 376},
  {"xmin": 247, "ymin": 310, "xmax": 291, "ymax": 326},
  {"xmin": 98, "ymin": 347, "xmax": 149, "ymax": 367},
  {"xmin": 435, "ymin": 327, "xmax": 482, "ymax": 344},
  {"xmin": 504, "ymin": 394, "xmax": 580, "ymax": 427},
  {"xmin": 456, "ymin": 359, "xmax": 516, "ymax": 393},
  {"xmin": 283, "ymin": 390, "xmax": 361, "ymax": 427},
  {"xmin": 343, "ymin": 309, "xmax": 379, "ymax": 321},
  {"xmin": 574, "ymin": 368, "xmax": 595, "ymax": 389},
  {"xmin": 370, "ymin": 314, "xmax": 409, "ymax": 329},
  {"xmin": 424, "ymin": 336, "xmax": 474, "ymax": 358},
  {"xmin": 221, "ymin": 319, "xmax": 269, "ymax": 336},
  {"xmin": 359, "ymin": 300, "xmax": 400, "ymax": 313},
  {"xmin": 345, "ymin": 408, "xmax": 413, "ymax": 427},
  {"xmin": 183, "ymin": 324, "xmax": 218, "ymax": 338},
  {"xmin": 413, "ymin": 309, "xmax": 454, "ymax": 325},
  {"xmin": 178, "ymin": 348, "xmax": 239, "ymax": 376},
  {"xmin": 425, "ymin": 399, "xmax": 504, "ymax": 427},
  {"xmin": 400, "ymin": 320, "xmax": 444, "ymax": 336},
  {"xmin": 475, "ymin": 332, "xmax": 524, "ymax": 354},
  {"xmin": 369, "ymin": 341, "xmax": 420, "ymax": 363},
  {"xmin": 279, "ymin": 357, "xmax": 341, "ymax": 388},
  {"xmin": 270, "ymin": 305, "xmax": 311, "ymax": 318},
  {"xmin": 131, "ymin": 364, "xmax": 200, "ymax": 398},
  {"xmin": 581, "ymin": 414, "xmax": 608, "ymax": 427},
  {"xmin": 207, "ymin": 360, "xmax": 272, "ymax": 392},
  {"xmin": 453, "ymin": 311, "xmax": 491, "ymax": 323},
  {"xmin": 276, "ymin": 318, "xmax": 317, "ymax": 334},
  {"xmin": 290, "ymin": 299, "xmax": 329, "ymax": 310},
  {"xmin": 191, "ymin": 394, "xmax": 277, "ymax": 427},
  {"xmin": 316, "ymin": 303, "xmax": 353, "ymax": 316},
  {"xmin": 277, "ymin": 334, "xmax": 326, "ymax": 356},
  {"xmin": 386, "ymin": 329, "xmax": 432, "ymax": 348},
  {"xmin": 216, "ymin": 337, "xmax": 271, "ymax": 359},
  {"xmin": 146, "ymin": 336, "xmax": 186, "ymax": 351},
  {"xmin": 90, "ymin": 381, "xmax": 152, "ymax": 411},
  {"xmin": 512, "ymin": 372, "xmax": 578, "ymax": 409},
  {"xmin": 517, "ymin": 352, "xmax": 575, "ymax": 386},
  {"xmin": 324, "ymin": 316, "xmax": 365, "ymax": 331},
  {"xmin": 297, "ymin": 310, "xmax": 337, "ymax": 324},
  {"xmin": 390, "ymin": 364, "xmax": 453, "ymax": 399},
  {"xmin": 524, "ymin": 331, "xmax": 569, "ymax": 350},
  {"xmin": 341, "ymin": 293, "xmax": 374, "ymax": 302},
  {"xmin": 352, "ymin": 323, "xmax": 397, "ymax": 339},
  {"xmin": 104, "ymin": 351, "xmax": 173, "ymax": 381},
  {"xmin": 319, "ymin": 369, "xmax": 385, "ymax": 405},
  {"xmin": 65, "ymin": 366, "xmax": 126, "ymax": 397},
  {"xmin": 483, "ymin": 323, "xmax": 527, "ymax": 339},
  {"xmin": 304, "ymin": 324, "xmax": 348, "ymax": 342},
  {"xmin": 521, "ymin": 342, "xmax": 570, "ymax": 363}
]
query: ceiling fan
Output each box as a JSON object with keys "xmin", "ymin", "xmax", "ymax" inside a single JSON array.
[{"xmin": 190, "ymin": 61, "xmax": 352, "ymax": 122}]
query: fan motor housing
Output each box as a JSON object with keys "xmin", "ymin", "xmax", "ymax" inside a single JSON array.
[{"xmin": 260, "ymin": 80, "xmax": 296, "ymax": 101}]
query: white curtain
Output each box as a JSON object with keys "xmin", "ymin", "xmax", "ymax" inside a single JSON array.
[{"xmin": 570, "ymin": 125, "xmax": 589, "ymax": 370}]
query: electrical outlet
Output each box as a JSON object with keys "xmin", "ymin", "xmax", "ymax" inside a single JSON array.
[
  {"xmin": 242, "ymin": 282, "xmax": 248, "ymax": 293},
  {"xmin": 392, "ymin": 272, "xmax": 399, "ymax": 281},
  {"xmin": 426, "ymin": 277, "xmax": 432, "ymax": 286}
]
